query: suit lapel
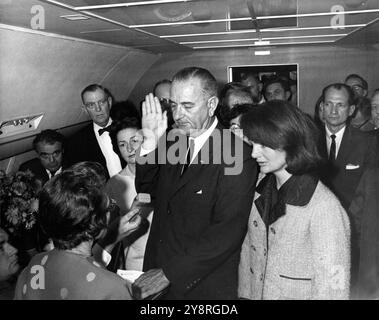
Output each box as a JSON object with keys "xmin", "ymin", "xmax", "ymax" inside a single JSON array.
[
  {"xmin": 87, "ymin": 126, "xmax": 106, "ymax": 166},
  {"xmin": 335, "ymin": 125, "xmax": 351, "ymax": 165},
  {"xmin": 169, "ymin": 124, "xmax": 221, "ymax": 198}
]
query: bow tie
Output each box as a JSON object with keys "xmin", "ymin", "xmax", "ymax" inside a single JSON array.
[{"xmin": 98, "ymin": 126, "xmax": 110, "ymax": 136}]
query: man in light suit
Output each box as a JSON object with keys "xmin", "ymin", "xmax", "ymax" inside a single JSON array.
[
  {"xmin": 66, "ymin": 84, "xmax": 122, "ymax": 178},
  {"xmin": 133, "ymin": 67, "xmax": 258, "ymax": 299},
  {"xmin": 19, "ymin": 129, "xmax": 66, "ymax": 185},
  {"xmin": 318, "ymin": 83, "xmax": 378, "ymax": 211}
]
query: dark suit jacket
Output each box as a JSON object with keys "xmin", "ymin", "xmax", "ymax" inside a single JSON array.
[
  {"xmin": 19, "ymin": 158, "xmax": 50, "ymax": 185},
  {"xmin": 136, "ymin": 123, "xmax": 258, "ymax": 299},
  {"xmin": 319, "ymin": 125, "xmax": 379, "ymax": 211},
  {"xmin": 66, "ymin": 124, "xmax": 106, "ymax": 169},
  {"xmin": 349, "ymin": 168, "xmax": 379, "ymax": 299},
  {"xmin": 66, "ymin": 123, "xmax": 124, "ymax": 178}
]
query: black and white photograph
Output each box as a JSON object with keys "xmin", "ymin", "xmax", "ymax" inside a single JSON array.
[{"xmin": 1, "ymin": 0, "xmax": 379, "ymax": 309}]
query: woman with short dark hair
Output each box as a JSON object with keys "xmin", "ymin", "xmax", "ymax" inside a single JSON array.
[
  {"xmin": 14, "ymin": 170, "xmax": 140, "ymax": 300},
  {"xmin": 238, "ymin": 100, "xmax": 351, "ymax": 300},
  {"xmin": 105, "ymin": 117, "xmax": 152, "ymax": 271}
]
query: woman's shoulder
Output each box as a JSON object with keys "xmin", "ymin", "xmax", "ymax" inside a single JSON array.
[
  {"xmin": 311, "ymin": 181, "xmax": 343, "ymax": 206},
  {"xmin": 307, "ymin": 181, "xmax": 349, "ymax": 222}
]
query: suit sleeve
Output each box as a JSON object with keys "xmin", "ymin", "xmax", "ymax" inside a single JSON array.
[
  {"xmin": 162, "ymin": 155, "xmax": 258, "ymax": 296},
  {"xmin": 310, "ymin": 191, "xmax": 351, "ymax": 299},
  {"xmin": 135, "ymin": 143, "xmax": 162, "ymax": 198},
  {"xmin": 365, "ymin": 133, "xmax": 379, "ymax": 167}
]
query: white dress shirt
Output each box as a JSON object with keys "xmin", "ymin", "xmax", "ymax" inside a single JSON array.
[
  {"xmin": 93, "ymin": 119, "xmax": 122, "ymax": 178},
  {"xmin": 187, "ymin": 117, "xmax": 218, "ymax": 164},
  {"xmin": 140, "ymin": 117, "xmax": 219, "ymax": 165},
  {"xmin": 325, "ymin": 125, "xmax": 346, "ymax": 159},
  {"xmin": 46, "ymin": 166, "xmax": 62, "ymax": 180}
]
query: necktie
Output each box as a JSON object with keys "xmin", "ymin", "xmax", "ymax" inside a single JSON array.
[
  {"xmin": 181, "ymin": 137, "xmax": 194, "ymax": 176},
  {"xmin": 329, "ymin": 134, "xmax": 336, "ymax": 161},
  {"xmin": 98, "ymin": 127, "xmax": 109, "ymax": 136}
]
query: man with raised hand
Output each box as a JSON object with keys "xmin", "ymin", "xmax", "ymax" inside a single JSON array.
[{"xmin": 133, "ymin": 67, "xmax": 257, "ymax": 300}]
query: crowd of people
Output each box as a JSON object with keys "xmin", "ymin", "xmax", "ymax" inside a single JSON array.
[{"xmin": 1, "ymin": 67, "xmax": 379, "ymax": 300}]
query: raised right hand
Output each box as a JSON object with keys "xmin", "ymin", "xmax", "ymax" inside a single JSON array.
[{"xmin": 141, "ymin": 93, "xmax": 168, "ymax": 150}]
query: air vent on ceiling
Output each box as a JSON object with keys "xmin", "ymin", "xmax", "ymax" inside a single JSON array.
[
  {"xmin": 60, "ymin": 14, "xmax": 90, "ymax": 21},
  {"xmin": 228, "ymin": 0, "xmax": 298, "ymax": 31}
]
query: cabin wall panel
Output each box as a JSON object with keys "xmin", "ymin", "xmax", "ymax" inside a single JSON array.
[
  {"xmin": 0, "ymin": 26, "xmax": 159, "ymax": 163},
  {"xmin": 129, "ymin": 45, "xmax": 379, "ymax": 116}
]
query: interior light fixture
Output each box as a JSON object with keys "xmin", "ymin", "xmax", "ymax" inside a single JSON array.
[
  {"xmin": 0, "ymin": 114, "xmax": 44, "ymax": 139},
  {"xmin": 160, "ymin": 24, "xmax": 365, "ymax": 38},
  {"xmin": 74, "ymin": 0, "xmax": 189, "ymax": 11},
  {"xmin": 130, "ymin": 9, "xmax": 379, "ymax": 28},
  {"xmin": 60, "ymin": 14, "xmax": 90, "ymax": 21},
  {"xmin": 254, "ymin": 40, "xmax": 270, "ymax": 46},
  {"xmin": 180, "ymin": 34, "xmax": 345, "ymax": 45},
  {"xmin": 254, "ymin": 50, "xmax": 271, "ymax": 56},
  {"xmin": 192, "ymin": 40, "xmax": 335, "ymax": 49}
]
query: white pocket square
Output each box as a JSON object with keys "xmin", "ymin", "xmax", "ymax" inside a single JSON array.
[
  {"xmin": 196, "ymin": 190, "xmax": 203, "ymax": 194},
  {"xmin": 346, "ymin": 164, "xmax": 360, "ymax": 170}
]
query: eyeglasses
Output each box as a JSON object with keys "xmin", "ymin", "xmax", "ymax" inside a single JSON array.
[
  {"xmin": 39, "ymin": 150, "xmax": 62, "ymax": 160},
  {"xmin": 84, "ymin": 97, "xmax": 108, "ymax": 110},
  {"xmin": 323, "ymin": 101, "xmax": 349, "ymax": 109}
]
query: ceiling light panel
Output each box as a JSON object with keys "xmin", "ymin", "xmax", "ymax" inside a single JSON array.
[
  {"xmin": 60, "ymin": 14, "xmax": 90, "ymax": 21},
  {"xmin": 181, "ymin": 34, "xmax": 346, "ymax": 45},
  {"xmin": 192, "ymin": 40, "xmax": 335, "ymax": 50}
]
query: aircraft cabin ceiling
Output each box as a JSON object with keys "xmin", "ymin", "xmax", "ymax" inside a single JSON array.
[{"xmin": 1, "ymin": 0, "xmax": 379, "ymax": 53}]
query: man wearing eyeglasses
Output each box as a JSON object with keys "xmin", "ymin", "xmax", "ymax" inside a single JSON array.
[
  {"xmin": 19, "ymin": 129, "xmax": 65, "ymax": 185},
  {"xmin": 66, "ymin": 84, "xmax": 122, "ymax": 178}
]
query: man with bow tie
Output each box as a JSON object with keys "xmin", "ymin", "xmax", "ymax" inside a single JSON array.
[{"xmin": 66, "ymin": 84, "xmax": 122, "ymax": 178}]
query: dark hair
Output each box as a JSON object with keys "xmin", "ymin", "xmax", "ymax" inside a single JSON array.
[
  {"xmin": 313, "ymin": 95, "xmax": 324, "ymax": 129},
  {"xmin": 345, "ymin": 74, "xmax": 368, "ymax": 90},
  {"xmin": 109, "ymin": 117, "xmax": 142, "ymax": 158},
  {"xmin": 240, "ymin": 100, "xmax": 323, "ymax": 175},
  {"xmin": 226, "ymin": 104, "xmax": 254, "ymax": 123},
  {"xmin": 33, "ymin": 129, "xmax": 65, "ymax": 151},
  {"xmin": 81, "ymin": 84, "xmax": 110, "ymax": 103},
  {"xmin": 153, "ymin": 79, "xmax": 172, "ymax": 96},
  {"xmin": 217, "ymin": 82, "xmax": 253, "ymax": 125},
  {"xmin": 38, "ymin": 171, "xmax": 108, "ymax": 250},
  {"xmin": 240, "ymin": 72, "xmax": 260, "ymax": 84},
  {"xmin": 321, "ymin": 83, "xmax": 355, "ymax": 106},
  {"xmin": 353, "ymin": 96, "xmax": 372, "ymax": 119},
  {"xmin": 372, "ymin": 88, "xmax": 379, "ymax": 98},
  {"xmin": 110, "ymin": 100, "xmax": 140, "ymax": 122},
  {"xmin": 67, "ymin": 161, "xmax": 108, "ymax": 188},
  {"xmin": 263, "ymin": 76, "xmax": 290, "ymax": 97},
  {"xmin": 172, "ymin": 67, "xmax": 218, "ymax": 98}
]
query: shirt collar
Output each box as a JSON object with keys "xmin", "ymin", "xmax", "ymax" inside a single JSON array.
[
  {"xmin": 325, "ymin": 124, "xmax": 346, "ymax": 140},
  {"xmin": 93, "ymin": 118, "xmax": 112, "ymax": 133},
  {"xmin": 189, "ymin": 117, "xmax": 218, "ymax": 145},
  {"xmin": 46, "ymin": 166, "xmax": 62, "ymax": 180}
]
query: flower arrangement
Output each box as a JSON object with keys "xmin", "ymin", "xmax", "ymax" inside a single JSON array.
[{"xmin": 0, "ymin": 170, "xmax": 42, "ymax": 235}]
